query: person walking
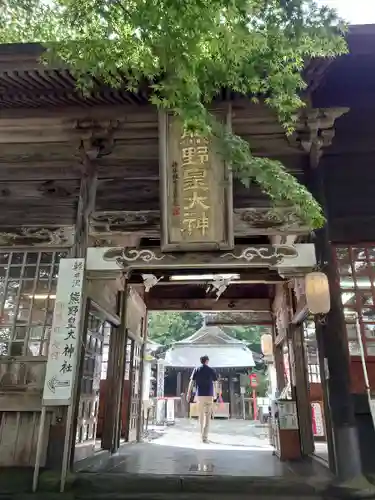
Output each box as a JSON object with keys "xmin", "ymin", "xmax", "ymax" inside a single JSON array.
[{"xmin": 187, "ymin": 355, "xmax": 218, "ymax": 443}]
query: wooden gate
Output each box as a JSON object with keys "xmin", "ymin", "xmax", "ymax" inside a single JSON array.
[
  {"xmin": 127, "ymin": 339, "xmax": 142, "ymax": 442},
  {"xmin": 124, "ymin": 288, "xmax": 146, "ymax": 443}
]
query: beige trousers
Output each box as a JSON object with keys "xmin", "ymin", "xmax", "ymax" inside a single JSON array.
[{"xmin": 197, "ymin": 396, "xmax": 214, "ymax": 440}]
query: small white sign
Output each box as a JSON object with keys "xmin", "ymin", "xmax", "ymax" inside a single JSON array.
[
  {"xmin": 42, "ymin": 258, "xmax": 85, "ymax": 406},
  {"xmin": 156, "ymin": 399, "xmax": 165, "ymax": 425},
  {"xmin": 156, "ymin": 360, "xmax": 165, "ymax": 398},
  {"xmin": 311, "ymin": 402, "xmax": 325, "ymax": 437},
  {"xmin": 166, "ymin": 399, "xmax": 175, "ymax": 423},
  {"xmin": 278, "ymin": 401, "xmax": 299, "ymax": 430}
]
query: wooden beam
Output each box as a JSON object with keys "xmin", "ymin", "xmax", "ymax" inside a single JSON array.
[
  {"xmin": 71, "ymin": 143, "xmax": 98, "ymax": 258},
  {"xmin": 0, "ymin": 160, "xmax": 159, "ymax": 181},
  {"xmin": 147, "ymin": 297, "xmax": 271, "ymax": 312},
  {"xmin": 206, "ymin": 320, "xmax": 272, "ymax": 325}
]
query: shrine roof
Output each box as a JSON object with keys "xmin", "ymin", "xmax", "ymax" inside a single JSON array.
[
  {"xmin": 165, "ymin": 324, "xmax": 255, "ymax": 368},
  {"xmin": 165, "ymin": 343, "xmax": 255, "ymax": 368},
  {"xmin": 176, "ymin": 325, "xmax": 244, "ymax": 345}
]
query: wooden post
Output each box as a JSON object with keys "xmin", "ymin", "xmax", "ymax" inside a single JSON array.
[
  {"xmin": 252, "ymin": 389, "xmax": 257, "ymax": 421},
  {"xmin": 47, "ymin": 142, "xmax": 99, "ymax": 471},
  {"xmin": 67, "ymin": 143, "xmax": 99, "ymax": 466},
  {"xmin": 287, "ymin": 286, "xmax": 314, "ymax": 457},
  {"xmin": 71, "ymin": 142, "xmax": 98, "ymax": 258},
  {"xmin": 272, "ymin": 322, "xmax": 285, "ymax": 395},
  {"xmin": 229, "ymin": 374, "xmax": 235, "ymax": 418},
  {"xmin": 136, "ymin": 311, "xmax": 148, "ymax": 442},
  {"xmin": 113, "ymin": 282, "xmax": 129, "ymax": 450},
  {"xmin": 176, "ymin": 371, "xmax": 182, "ymax": 396},
  {"xmin": 306, "ymin": 152, "xmax": 363, "ymax": 482},
  {"xmin": 101, "ymin": 322, "xmax": 121, "ymax": 450},
  {"xmin": 290, "ymin": 323, "xmax": 314, "ymax": 456}
]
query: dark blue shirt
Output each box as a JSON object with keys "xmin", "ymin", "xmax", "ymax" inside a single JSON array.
[{"xmin": 191, "ymin": 364, "xmax": 217, "ymax": 396}]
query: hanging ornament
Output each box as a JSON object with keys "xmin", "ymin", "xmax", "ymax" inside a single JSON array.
[{"xmin": 142, "ymin": 274, "xmax": 163, "ymax": 293}]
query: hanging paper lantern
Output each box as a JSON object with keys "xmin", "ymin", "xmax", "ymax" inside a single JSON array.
[
  {"xmin": 261, "ymin": 333, "xmax": 273, "ymax": 357},
  {"xmin": 305, "ymin": 272, "xmax": 331, "ymax": 315}
]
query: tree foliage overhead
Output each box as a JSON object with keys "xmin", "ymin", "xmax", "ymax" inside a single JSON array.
[
  {"xmin": 0, "ymin": 0, "xmax": 347, "ymax": 227},
  {"xmin": 147, "ymin": 311, "xmax": 204, "ymax": 345}
]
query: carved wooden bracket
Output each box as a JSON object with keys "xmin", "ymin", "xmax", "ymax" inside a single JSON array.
[
  {"xmin": 76, "ymin": 119, "xmax": 120, "ymax": 160},
  {"xmin": 0, "ymin": 226, "xmax": 75, "ymax": 247},
  {"xmin": 291, "ymin": 107, "xmax": 349, "ymax": 167},
  {"xmin": 88, "ymin": 207, "xmax": 310, "ymax": 245}
]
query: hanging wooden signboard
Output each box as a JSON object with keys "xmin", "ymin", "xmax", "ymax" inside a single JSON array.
[{"xmin": 159, "ymin": 110, "xmax": 234, "ymax": 252}]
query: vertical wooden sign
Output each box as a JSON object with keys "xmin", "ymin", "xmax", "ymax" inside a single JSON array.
[{"xmin": 159, "ymin": 110, "xmax": 234, "ymax": 252}]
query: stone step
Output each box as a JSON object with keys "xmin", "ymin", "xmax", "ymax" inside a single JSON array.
[
  {"xmin": 0, "ymin": 496, "xmax": 324, "ymax": 500},
  {"xmin": 38, "ymin": 472, "xmax": 329, "ymax": 497}
]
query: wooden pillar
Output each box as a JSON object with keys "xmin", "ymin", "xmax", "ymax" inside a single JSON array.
[
  {"xmin": 71, "ymin": 142, "xmax": 98, "ymax": 258},
  {"xmin": 272, "ymin": 322, "xmax": 285, "ymax": 394},
  {"xmin": 290, "ymin": 322, "xmax": 314, "ymax": 456},
  {"xmin": 229, "ymin": 373, "xmax": 235, "ymax": 418},
  {"xmin": 306, "ymin": 153, "xmax": 362, "ymax": 481},
  {"xmin": 101, "ymin": 321, "xmax": 121, "ymax": 450},
  {"xmin": 176, "ymin": 371, "xmax": 182, "ymax": 396},
  {"xmin": 286, "ymin": 285, "xmax": 314, "ymax": 456},
  {"xmin": 113, "ymin": 283, "xmax": 129, "ymax": 450},
  {"xmin": 137, "ymin": 310, "xmax": 148, "ymax": 442},
  {"xmin": 48, "ymin": 143, "xmax": 99, "ymax": 469},
  {"xmin": 124, "ymin": 339, "xmax": 135, "ymax": 439}
]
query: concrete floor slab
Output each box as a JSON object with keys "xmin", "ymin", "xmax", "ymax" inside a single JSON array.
[{"xmin": 79, "ymin": 419, "xmax": 330, "ymax": 486}]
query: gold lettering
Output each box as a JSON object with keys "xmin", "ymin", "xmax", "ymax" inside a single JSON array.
[
  {"xmin": 182, "ymin": 146, "xmax": 196, "ymax": 166},
  {"xmin": 197, "ymin": 146, "xmax": 209, "ymax": 164},
  {"xmin": 182, "ymin": 212, "xmax": 209, "ymax": 236},
  {"xmin": 183, "ymin": 168, "xmax": 208, "ymax": 191},
  {"xmin": 180, "ymin": 132, "xmax": 209, "ymax": 145},
  {"xmin": 184, "ymin": 192, "xmax": 210, "ymax": 210},
  {"xmin": 196, "ymin": 213, "xmax": 209, "ymax": 235},
  {"xmin": 182, "ymin": 214, "xmax": 196, "ymax": 235}
]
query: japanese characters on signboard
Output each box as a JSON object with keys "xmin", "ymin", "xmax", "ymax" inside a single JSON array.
[
  {"xmin": 249, "ymin": 373, "xmax": 258, "ymax": 388},
  {"xmin": 311, "ymin": 402, "xmax": 325, "ymax": 437},
  {"xmin": 160, "ymin": 112, "xmax": 234, "ymax": 251},
  {"xmin": 42, "ymin": 258, "xmax": 85, "ymax": 406},
  {"xmin": 178, "ymin": 132, "xmax": 211, "ymax": 241},
  {"xmin": 278, "ymin": 401, "xmax": 299, "ymax": 430}
]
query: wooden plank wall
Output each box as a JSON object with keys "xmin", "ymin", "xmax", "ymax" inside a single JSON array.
[
  {"xmin": 0, "ymin": 356, "xmax": 51, "ymax": 466},
  {"xmin": 0, "ymin": 411, "xmax": 51, "ymax": 466}
]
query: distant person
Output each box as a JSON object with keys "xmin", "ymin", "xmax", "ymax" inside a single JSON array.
[{"xmin": 187, "ymin": 355, "xmax": 218, "ymax": 443}]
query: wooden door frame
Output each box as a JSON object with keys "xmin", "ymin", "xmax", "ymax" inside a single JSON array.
[
  {"xmin": 124, "ymin": 338, "xmax": 136, "ymax": 441},
  {"xmin": 70, "ymin": 299, "xmax": 120, "ymax": 465}
]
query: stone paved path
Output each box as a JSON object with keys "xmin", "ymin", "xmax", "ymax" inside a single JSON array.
[{"xmin": 83, "ymin": 419, "xmax": 318, "ymax": 478}]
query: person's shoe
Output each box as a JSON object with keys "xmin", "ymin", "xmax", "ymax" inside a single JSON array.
[{"xmin": 202, "ymin": 437, "xmax": 208, "ymax": 443}]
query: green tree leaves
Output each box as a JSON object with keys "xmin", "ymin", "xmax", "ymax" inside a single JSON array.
[
  {"xmin": 147, "ymin": 311, "xmax": 203, "ymax": 345},
  {"xmin": 0, "ymin": 0, "xmax": 347, "ymax": 227}
]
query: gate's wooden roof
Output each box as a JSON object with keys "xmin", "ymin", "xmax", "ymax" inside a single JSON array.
[{"xmin": 0, "ymin": 25, "xmax": 373, "ymax": 245}]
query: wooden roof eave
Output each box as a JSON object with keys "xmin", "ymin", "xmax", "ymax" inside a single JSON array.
[{"xmin": 0, "ymin": 26, "xmax": 373, "ymax": 105}]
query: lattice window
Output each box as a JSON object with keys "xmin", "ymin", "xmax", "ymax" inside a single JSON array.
[
  {"xmin": 76, "ymin": 308, "xmax": 107, "ymax": 445},
  {"xmin": 129, "ymin": 340, "xmax": 141, "ymax": 441},
  {"xmin": 0, "ymin": 250, "xmax": 68, "ymax": 357},
  {"xmin": 336, "ymin": 245, "xmax": 375, "ymax": 357}
]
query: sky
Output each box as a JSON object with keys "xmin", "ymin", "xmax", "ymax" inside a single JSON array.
[{"xmin": 317, "ymin": 0, "xmax": 375, "ymax": 24}]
